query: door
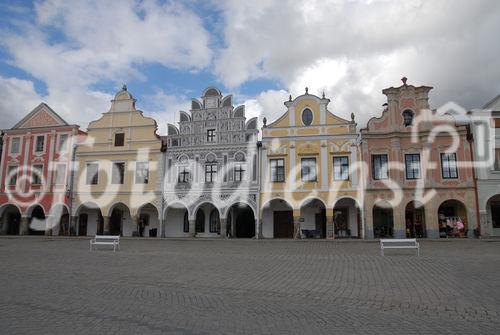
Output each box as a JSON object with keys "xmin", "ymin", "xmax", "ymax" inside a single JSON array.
[
  {"xmin": 78, "ymin": 214, "xmax": 88, "ymax": 236},
  {"xmin": 274, "ymin": 211, "xmax": 293, "ymax": 238},
  {"xmin": 491, "ymin": 202, "xmax": 500, "ymax": 236},
  {"xmin": 315, "ymin": 209, "xmax": 326, "ymax": 238}
]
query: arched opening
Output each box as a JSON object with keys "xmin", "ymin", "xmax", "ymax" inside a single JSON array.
[
  {"xmin": 372, "ymin": 204, "xmax": 394, "ymax": 238},
  {"xmin": 261, "ymin": 199, "xmax": 293, "ymax": 238},
  {"xmin": 109, "ymin": 203, "xmax": 132, "ymax": 236},
  {"xmin": 438, "ymin": 200, "xmax": 468, "ymax": 238},
  {"xmin": 299, "ymin": 198, "xmax": 326, "ymax": 239},
  {"xmin": 227, "ymin": 203, "xmax": 255, "ymax": 238},
  {"xmin": 28, "ymin": 205, "xmax": 46, "ymax": 235},
  {"xmin": 405, "ymin": 201, "xmax": 426, "ymax": 238},
  {"xmin": 76, "ymin": 203, "xmax": 103, "ymax": 236},
  {"xmin": 50, "ymin": 204, "xmax": 70, "ymax": 236},
  {"xmin": 0, "ymin": 205, "xmax": 21, "ymax": 235},
  {"xmin": 137, "ymin": 204, "xmax": 159, "ymax": 237},
  {"xmin": 487, "ymin": 194, "xmax": 500, "ymax": 236},
  {"xmin": 164, "ymin": 203, "xmax": 189, "ymax": 237},
  {"xmin": 194, "ymin": 203, "xmax": 220, "ymax": 236},
  {"xmin": 333, "ymin": 198, "xmax": 361, "ymax": 238}
]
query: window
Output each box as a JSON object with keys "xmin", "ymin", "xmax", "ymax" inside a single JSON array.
[
  {"xmin": 135, "ymin": 162, "xmax": 149, "ymax": 184},
  {"xmin": 112, "ymin": 162, "xmax": 125, "ymax": 184},
  {"xmin": 58, "ymin": 134, "xmax": 69, "ymax": 152},
  {"xmin": 54, "ymin": 164, "xmax": 66, "ymax": 184},
  {"xmin": 234, "ymin": 163, "xmax": 246, "ymax": 182},
  {"xmin": 114, "ymin": 133, "xmax": 125, "ymax": 147},
  {"xmin": 207, "ymin": 129, "xmax": 216, "ymax": 142},
  {"xmin": 372, "ymin": 154, "xmax": 388, "ymax": 180},
  {"xmin": 183, "ymin": 211, "xmax": 189, "ymax": 233},
  {"xmin": 333, "ymin": 156, "xmax": 349, "ymax": 181},
  {"xmin": 302, "ymin": 108, "xmax": 313, "ymax": 126},
  {"xmin": 402, "ymin": 109, "xmax": 414, "ymax": 127},
  {"xmin": 270, "ymin": 159, "xmax": 285, "ymax": 182},
  {"xmin": 10, "ymin": 137, "xmax": 20, "ymax": 154},
  {"xmin": 205, "ymin": 163, "xmax": 217, "ymax": 182},
  {"xmin": 86, "ymin": 162, "xmax": 99, "ymax": 185},
  {"xmin": 31, "ymin": 164, "xmax": 43, "ymax": 184},
  {"xmin": 405, "ymin": 154, "xmax": 421, "ymax": 179},
  {"xmin": 301, "ymin": 158, "xmax": 317, "ymax": 182},
  {"xmin": 178, "ymin": 167, "xmax": 190, "ymax": 183},
  {"xmin": 441, "ymin": 153, "xmax": 458, "ymax": 179},
  {"xmin": 494, "ymin": 149, "xmax": 500, "ymax": 171},
  {"xmin": 209, "ymin": 209, "xmax": 220, "ymax": 233},
  {"xmin": 35, "ymin": 135, "xmax": 45, "ymax": 152},
  {"xmin": 7, "ymin": 166, "xmax": 18, "ymax": 185}
]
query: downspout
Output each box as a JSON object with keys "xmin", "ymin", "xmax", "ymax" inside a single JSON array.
[
  {"xmin": 68, "ymin": 142, "xmax": 77, "ymax": 236},
  {"xmin": 467, "ymin": 125, "xmax": 481, "ymax": 237}
]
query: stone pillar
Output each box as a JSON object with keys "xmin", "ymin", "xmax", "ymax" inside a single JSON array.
[
  {"xmin": 326, "ymin": 215, "xmax": 334, "ymax": 240},
  {"xmin": 393, "ymin": 206, "xmax": 405, "ymax": 239},
  {"xmin": 424, "ymin": 203, "xmax": 439, "ymax": 239},
  {"xmin": 293, "ymin": 215, "xmax": 301, "ymax": 239},
  {"xmin": 44, "ymin": 215, "xmax": 52, "ymax": 236},
  {"xmin": 364, "ymin": 205, "xmax": 374, "ymax": 239},
  {"xmin": 188, "ymin": 219, "xmax": 196, "ymax": 238},
  {"xmin": 20, "ymin": 217, "xmax": 30, "ymax": 235},
  {"xmin": 220, "ymin": 218, "xmax": 227, "ymax": 238},
  {"xmin": 480, "ymin": 210, "xmax": 489, "ymax": 238},
  {"xmin": 103, "ymin": 216, "xmax": 110, "ymax": 235},
  {"xmin": 131, "ymin": 215, "xmax": 139, "ymax": 237}
]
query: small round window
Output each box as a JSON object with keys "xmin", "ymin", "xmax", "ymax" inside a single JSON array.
[{"xmin": 302, "ymin": 108, "xmax": 313, "ymax": 126}]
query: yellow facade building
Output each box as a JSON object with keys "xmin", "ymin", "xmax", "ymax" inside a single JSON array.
[
  {"xmin": 71, "ymin": 86, "xmax": 163, "ymax": 237},
  {"xmin": 259, "ymin": 90, "xmax": 363, "ymax": 239}
]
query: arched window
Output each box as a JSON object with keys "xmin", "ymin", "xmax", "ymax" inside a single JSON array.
[
  {"xmin": 183, "ymin": 211, "xmax": 189, "ymax": 233},
  {"xmin": 209, "ymin": 209, "xmax": 220, "ymax": 233},
  {"xmin": 402, "ymin": 109, "xmax": 414, "ymax": 127},
  {"xmin": 195, "ymin": 210, "xmax": 205, "ymax": 233},
  {"xmin": 302, "ymin": 108, "xmax": 313, "ymax": 126}
]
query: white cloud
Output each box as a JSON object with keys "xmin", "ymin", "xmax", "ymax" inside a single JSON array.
[
  {"xmin": 141, "ymin": 89, "xmax": 191, "ymax": 135},
  {"xmin": 241, "ymin": 89, "xmax": 289, "ymax": 129},
  {"xmin": 0, "ymin": 76, "xmax": 44, "ymax": 127},
  {"xmin": 215, "ymin": 0, "xmax": 500, "ymax": 127}
]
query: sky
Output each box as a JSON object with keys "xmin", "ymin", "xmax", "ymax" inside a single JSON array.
[{"xmin": 1, "ymin": 0, "xmax": 500, "ymax": 134}]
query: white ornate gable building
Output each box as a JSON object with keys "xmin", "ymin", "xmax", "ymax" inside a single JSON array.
[{"xmin": 163, "ymin": 87, "xmax": 259, "ymax": 238}]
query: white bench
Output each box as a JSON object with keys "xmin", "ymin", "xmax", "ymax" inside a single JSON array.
[
  {"xmin": 380, "ymin": 238, "xmax": 419, "ymax": 256},
  {"xmin": 90, "ymin": 235, "xmax": 120, "ymax": 252}
]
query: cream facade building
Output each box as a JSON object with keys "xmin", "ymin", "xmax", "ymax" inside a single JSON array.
[
  {"xmin": 72, "ymin": 86, "xmax": 163, "ymax": 237},
  {"xmin": 259, "ymin": 90, "xmax": 362, "ymax": 239}
]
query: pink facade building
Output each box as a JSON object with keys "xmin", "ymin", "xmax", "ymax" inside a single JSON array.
[
  {"xmin": 360, "ymin": 79, "xmax": 478, "ymax": 239},
  {"xmin": 0, "ymin": 103, "xmax": 85, "ymax": 235}
]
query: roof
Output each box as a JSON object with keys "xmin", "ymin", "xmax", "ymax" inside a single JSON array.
[
  {"xmin": 482, "ymin": 94, "xmax": 500, "ymax": 111},
  {"xmin": 11, "ymin": 103, "xmax": 70, "ymax": 129}
]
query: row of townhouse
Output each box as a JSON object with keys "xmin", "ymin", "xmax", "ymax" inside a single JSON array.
[{"xmin": 1, "ymin": 79, "xmax": 499, "ymax": 239}]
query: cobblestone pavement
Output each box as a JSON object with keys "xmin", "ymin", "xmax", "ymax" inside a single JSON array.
[{"xmin": 0, "ymin": 237, "xmax": 499, "ymax": 334}]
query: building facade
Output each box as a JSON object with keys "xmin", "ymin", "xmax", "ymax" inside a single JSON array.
[
  {"xmin": 72, "ymin": 86, "xmax": 163, "ymax": 237},
  {"xmin": 361, "ymin": 79, "xmax": 478, "ymax": 239},
  {"xmin": 470, "ymin": 95, "xmax": 500, "ymax": 237},
  {"xmin": 259, "ymin": 89, "xmax": 362, "ymax": 239},
  {"xmin": 0, "ymin": 103, "xmax": 84, "ymax": 235},
  {"xmin": 163, "ymin": 87, "xmax": 259, "ymax": 238}
]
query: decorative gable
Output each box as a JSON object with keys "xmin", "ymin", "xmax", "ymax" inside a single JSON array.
[{"xmin": 13, "ymin": 103, "xmax": 68, "ymax": 129}]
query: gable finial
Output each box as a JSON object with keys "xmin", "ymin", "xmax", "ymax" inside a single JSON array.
[
  {"xmin": 401, "ymin": 77, "xmax": 407, "ymax": 85},
  {"xmin": 122, "ymin": 84, "xmax": 127, "ymax": 91},
  {"xmin": 322, "ymin": 91, "xmax": 325, "ymax": 99},
  {"xmin": 263, "ymin": 117, "xmax": 267, "ymax": 127},
  {"xmin": 351, "ymin": 112, "xmax": 355, "ymax": 122},
  {"xmin": 289, "ymin": 94, "xmax": 292, "ymax": 102},
  {"xmin": 305, "ymin": 87, "xmax": 309, "ymax": 94}
]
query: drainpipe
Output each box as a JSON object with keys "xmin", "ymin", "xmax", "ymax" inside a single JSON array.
[
  {"xmin": 67, "ymin": 142, "xmax": 77, "ymax": 236},
  {"xmin": 467, "ymin": 126, "xmax": 481, "ymax": 237}
]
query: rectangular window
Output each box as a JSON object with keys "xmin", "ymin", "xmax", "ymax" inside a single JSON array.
[
  {"xmin": 58, "ymin": 134, "xmax": 69, "ymax": 152},
  {"xmin": 86, "ymin": 162, "xmax": 99, "ymax": 185},
  {"xmin": 207, "ymin": 129, "xmax": 216, "ymax": 143},
  {"xmin": 301, "ymin": 158, "xmax": 317, "ymax": 182},
  {"xmin": 333, "ymin": 156, "xmax": 349, "ymax": 181},
  {"xmin": 441, "ymin": 153, "xmax": 458, "ymax": 179},
  {"xmin": 270, "ymin": 159, "xmax": 285, "ymax": 182},
  {"xmin": 494, "ymin": 149, "xmax": 500, "ymax": 171},
  {"xmin": 372, "ymin": 154, "xmax": 388, "ymax": 180},
  {"xmin": 10, "ymin": 137, "xmax": 20, "ymax": 154},
  {"xmin": 114, "ymin": 133, "xmax": 125, "ymax": 147},
  {"xmin": 112, "ymin": 162, "xmax": 125, "ymax": 184},
  {"xmin": 178, "ymin": 167, "xmax": 190, "ymax": 183},
  {"xmin": 54, "ymin": 164, "xmax": 66, "ymax": 185},
  {"xmin": 234, "ymin": 163, "xmax": 246, "ymax": 182},
  {"xmin": 135, "ymin": 162, "xmax": 149, "ymax": 184},
  {"xmin": 32, "ymin": 164, "xmax": 43, "ymax": 184},
  {"xmin": 35, "ymin": 135, "xmax": 44, "ymax": 152},
  {"xmin": 7, "ymin": 166, "xmax": 18, "ymax": 185},
  {"xmin": 405, "ymin": 154, "xmax": 421, "ymax": 179},
  {"xmin": 205, "ymin": 164, "xmax": 217, "ymax": 182}
]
